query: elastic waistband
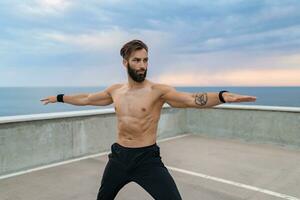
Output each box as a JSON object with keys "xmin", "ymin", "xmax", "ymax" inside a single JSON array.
[{"xmin": 113, "ymin": 142, "xmax": 158, "ymax": 151}]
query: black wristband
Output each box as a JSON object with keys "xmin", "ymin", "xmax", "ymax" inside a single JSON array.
[
  {"xmin": 57, "ymin": 94, "xmax": 64, "ymax": 103},
  {"xmin": 219, "ymin": 90, "xmax": 229, "ymax": 103}
]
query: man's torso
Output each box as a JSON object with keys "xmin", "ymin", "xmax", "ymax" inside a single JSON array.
[{"xmin": 109, "ymin": 80, "xmax": 166, "ymax": 147}]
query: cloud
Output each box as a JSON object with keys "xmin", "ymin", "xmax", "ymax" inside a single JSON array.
[
  {"xmin": 40, "ymin": 27, "xmax": 173, "ymax": 53},
  {"xmin": 176, "ymin": 24, "xmax": 300, "ymax": 54},
  {"xmin": 17, "ymin": 0, "xmax": 73, "ymax": 16},
  {"xmin": 155, "ymin": 68, "xmax": 300, "ymax": 86},
  {"xmin": 0, "ymin": 65, "xmax": 126, "ymax": 87},
  {"xmin": 42, "ymin": 28, "xmax": 128, "ymax": 52},
  {"xmin": 1, "ymin": 0, "xmax": 300, "ymax": 86}
]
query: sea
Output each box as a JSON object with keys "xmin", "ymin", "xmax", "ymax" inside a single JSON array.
[{"xmin": 0, "ymin": 86, "xmax": 299, "ymax": 117}]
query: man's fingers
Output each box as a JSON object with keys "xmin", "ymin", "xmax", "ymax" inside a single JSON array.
[
  {"xmin": 227, "ymin": 94, "xmax": 257, "ymax": 103},
  {"xmin": 246, "ymin": 96, "xmax": 257, "ymax": 101},
  {"xmin": 40, "ymin": 98, "xmax": 50, "ymax": 105},
  {"xmin": 240, "ymin": 96, "xmax": 257, "ymax": 102}
]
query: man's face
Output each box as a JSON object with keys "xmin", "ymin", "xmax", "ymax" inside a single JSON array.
[{"xmin": 125, "ymin": 49, "xmax": 148, "ymax": 83}]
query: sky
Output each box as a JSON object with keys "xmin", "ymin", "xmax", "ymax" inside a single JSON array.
[{"xmin": 0, "ymin": 0, "xmax": 300, "ymax": 87}]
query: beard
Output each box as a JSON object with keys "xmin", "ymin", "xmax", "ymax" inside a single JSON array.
[{"xmin": 127, "ymin": 63, "xmax": 147, "ymax": 83}]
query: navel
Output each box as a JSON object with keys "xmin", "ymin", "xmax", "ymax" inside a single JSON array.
[{"xmin": 142, "ymin": 108, "xmax": 146, "ymax": 112}]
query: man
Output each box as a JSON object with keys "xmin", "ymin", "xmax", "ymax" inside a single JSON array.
[{"xmin": 40, "ymin": 39, "xmax": 257, "ymax": 200}]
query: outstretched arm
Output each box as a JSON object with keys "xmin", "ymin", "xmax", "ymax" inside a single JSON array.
[
  {"xmin": 159, "ymin": 84, "xmax": 257, "ymax": 109},
  {"xmin": 40, "ymin": 84, "xmax": 121, "ymax": 106}
]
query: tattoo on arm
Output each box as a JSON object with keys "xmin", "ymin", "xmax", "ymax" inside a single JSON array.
[{"xmin": 194, "ymin": 92, "xmax": 208, "ymax": 106}]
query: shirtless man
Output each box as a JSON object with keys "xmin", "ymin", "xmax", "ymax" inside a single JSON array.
[{"xmin": 40, "ymin": 40, "xmax": 257, "ymax": 200}]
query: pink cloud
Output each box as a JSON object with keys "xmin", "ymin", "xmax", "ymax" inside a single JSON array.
[{"xmin": 154, "ymin": 68, "xmax": 300, "ymax": 86}]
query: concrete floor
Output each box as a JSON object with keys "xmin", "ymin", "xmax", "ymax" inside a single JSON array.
[{"xmin": 1, "ymin": 134, "xmax": 300, "ymax": 200}]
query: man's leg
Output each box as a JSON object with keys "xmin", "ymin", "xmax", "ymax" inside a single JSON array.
[
  {"xmin": 131, "ymin": 162, "xmax": 182, "ymax": 200},
  {"xmin": 96, "ymin": 159, "xmax": 130, "ymax": 200}
]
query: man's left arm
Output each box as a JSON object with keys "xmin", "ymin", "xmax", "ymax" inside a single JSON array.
[{"xmin": 159, "ymin": 84, "xmax": 257, "ymax": 108}]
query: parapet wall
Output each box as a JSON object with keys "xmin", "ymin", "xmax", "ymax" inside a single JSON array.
[
  {"xmin": 0, "ymin": 104, "xmax": 299, "ymax": 177},
  {"xmin": 187, "ymin": 105, "xmax": 300, "ymax": 149},
  {"xmin": 0, "ymin": 105, "xmax": 186, "ymax": 176}
]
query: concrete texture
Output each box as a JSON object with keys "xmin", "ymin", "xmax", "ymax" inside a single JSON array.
[
  {"xmin": 0, "ymin": 104, "xmax": 299, "ymax": 179},
  {"xmin": 0, "ymin": 106, "xmax": 186, "ymax": 176},
  {"xmin": 0, "ymin": 134, "xmax": 299, "ymax": 200},
  {"xmin": 187, "ymin": 105, "xmax": 300, "ymax": 150}
]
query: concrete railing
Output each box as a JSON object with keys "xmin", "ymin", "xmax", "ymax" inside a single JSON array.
[
  {"xmin": 186, "ymin": 105, "xmax": 300, "ymax": 149},
  {"xmin": 0, "ymin": 105, "xmax": 186, "ymax": 177},
  {"xmin": 0, "ymin": 104, "xmax": 299, "ymax": 177}
]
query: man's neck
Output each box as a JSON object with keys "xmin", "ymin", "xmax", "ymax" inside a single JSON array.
[{"xmin": 127, "ymin": 78, "xmax": 148, "ymax": 89}]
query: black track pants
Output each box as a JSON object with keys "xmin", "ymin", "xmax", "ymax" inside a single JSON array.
[{"xmin": 96, "ymin": 142, "xmax": 182, "ymax": 200}]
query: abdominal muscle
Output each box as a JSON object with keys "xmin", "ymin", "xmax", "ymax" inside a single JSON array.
[{"xmin": 116, "ymin": 114, "xmax": 159, "ymax": 148}]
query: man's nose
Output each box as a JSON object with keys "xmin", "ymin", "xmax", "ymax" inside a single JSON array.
[
  {"xmin": 139, "ymin": 65, "xmax": 146, "ymax": 70},
  {"xmin": 138, "ymin": 63, "xmax": 147, "ymax": 70}
]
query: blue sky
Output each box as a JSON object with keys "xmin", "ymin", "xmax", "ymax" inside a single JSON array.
[{"xmin": 1, "ymin": 0, "xmax": 300, "ymax": 86}]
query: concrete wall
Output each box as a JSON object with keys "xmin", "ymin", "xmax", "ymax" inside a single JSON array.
[
  {"xmin": 187, "ymin": 105, "xmax": 300, "ymax": 150},
  {"xmin": 1, "ymin": 104, "xmax": 299, "ymax": 176},
  {"xmin": 0, "ymin": 105, "xmax": 186, "ymax": 176}
]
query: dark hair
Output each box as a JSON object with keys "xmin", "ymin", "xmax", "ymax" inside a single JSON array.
[{"xmin": 120, "ymin": 39, "xmax": 148, "ymax": 60}]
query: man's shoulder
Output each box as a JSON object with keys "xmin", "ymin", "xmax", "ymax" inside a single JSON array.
[
  {"xmin": 111, "ymin": 83, "xmax": 124, "ymax": 88},
  {"xmin": 151, "ymin": 82, "xmax": 175, "ymax": 94},
  {"xmin": 105, "ymin": 83, "xmax": 124, "ymax": 94}
]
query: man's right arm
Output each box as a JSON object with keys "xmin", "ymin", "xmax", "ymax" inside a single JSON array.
[
  {"xmin": 63, "ymin": 90, "xmax": 112, "ymax": 106},
  {"xmin": 40, "ymin": 84, "xmax": 121, "ymax": 106}
]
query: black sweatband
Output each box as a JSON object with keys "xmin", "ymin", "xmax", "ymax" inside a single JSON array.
[
  {"xmin": 57, "ymin": 94, "xmax": 64, "ymax": 103},
  {"xmin": 219, "ymin": 90, "xmax": 229, "ymax": 103}
]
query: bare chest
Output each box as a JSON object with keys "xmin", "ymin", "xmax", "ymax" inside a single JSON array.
[{"xmin": 112, "ymin": 87, "xmax": 162, "ymax": 118}]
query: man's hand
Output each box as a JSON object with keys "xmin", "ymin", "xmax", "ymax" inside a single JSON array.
[
  {"xmin": 40, "ymin": 96, "xmax": 57, "ymax": 105},
  {"xmin": 223, "ymin": 92, "xmax": 257, "ymax": 103}
]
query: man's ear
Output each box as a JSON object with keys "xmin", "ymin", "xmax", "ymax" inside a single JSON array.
[{"xmin": 122, "ymin": 59, "xmax": 128, "ymax": 67}]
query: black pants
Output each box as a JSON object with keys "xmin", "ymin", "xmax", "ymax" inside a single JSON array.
[{"xmin": 96, "ymin": 142, "xmax": 182, "ymax": 200}]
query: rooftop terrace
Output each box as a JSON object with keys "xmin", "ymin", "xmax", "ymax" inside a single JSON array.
[{"xmin": 0, "ymin": 105, "xmax": 299, "ymax": 200}]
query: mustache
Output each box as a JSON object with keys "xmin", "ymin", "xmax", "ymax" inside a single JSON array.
[{"xmin": 127, "ymin": 64, "xmax": 147, "ymax": 82}]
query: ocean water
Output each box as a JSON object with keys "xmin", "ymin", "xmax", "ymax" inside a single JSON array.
[{"xmin": 0, "ymin": 86, "xmax": 299, "ymax": 117}]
